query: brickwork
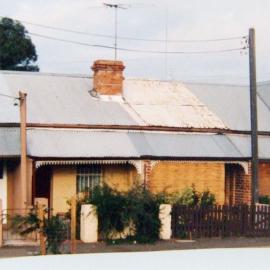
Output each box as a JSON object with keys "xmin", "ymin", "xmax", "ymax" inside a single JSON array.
[
  {"xmin": 148, "ymin": 161, "xmax": 225, "ymax": 204},
  {"xmin": 225, "ymin": 163, "xmax": 252, "ymax": 205},
  {"xmin": 92, "ymin": 60, "xmax": 125, "ymax": 95},
  {"xmin": 103, "ymin": 164, "xmax": 137, "ymax": 192},
  {"xmin": 258, "ymin": 162, "xmax": 270, "ymax": 196},
  {"xmin": 143, "ymin": 160, "xmax": 152, "ymax": 188}
]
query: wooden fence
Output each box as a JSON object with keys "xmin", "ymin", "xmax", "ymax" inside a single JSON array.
[{"xmin": 171, "ymin": 204, "xmax": 270, "ymax": 238}]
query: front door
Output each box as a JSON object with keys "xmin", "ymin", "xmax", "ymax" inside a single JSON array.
[{"xmin": 34, "ymin": 166, "xmax": 52, "ymax": 209}]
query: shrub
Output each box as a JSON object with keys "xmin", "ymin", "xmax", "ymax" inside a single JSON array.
[
  {"xmin": 89, "ymin": 185, "xmax": 132, "ymax": 239},
  {"xmin": 259, "ymin": 195, "xmax": 270, "ymax": 205},
  {"xmin": 200, "ymin": 190, "xmax": 216, "ymax": 207},
  {"xmin": 127, "ymin": 185, "xmax": 161, "ymax": 243},
  {"xmin": 11, "ymin": 208, "xmax": 67, "ymax": 254},
  {"xmin": 170, "ymin": 185, "xmax": 216, "ymax": 207},
  {"xmin": 43, "ymin": 215, "xmax": 68, "ymax": 254},
  {"xmin": 86, "ymin": 184, "xmax": 162, "ymax": 243}
]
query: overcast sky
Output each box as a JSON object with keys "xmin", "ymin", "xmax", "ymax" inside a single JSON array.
[{"xmin": 1, "ymin": 0, "xmax": 270, "ymax": 83}]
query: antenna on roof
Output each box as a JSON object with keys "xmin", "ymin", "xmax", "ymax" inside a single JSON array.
[{"xmin": 103, "ymin": 3, "xmax": 128, "ymax": 60}]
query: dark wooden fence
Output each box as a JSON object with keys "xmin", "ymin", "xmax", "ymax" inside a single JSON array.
[{"xmin": 171, "ymin": 204, "xmax": 270, "ymax": 238}]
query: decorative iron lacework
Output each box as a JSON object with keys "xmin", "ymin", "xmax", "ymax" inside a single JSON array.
[{"xmin": 76, "ymin": 165, "xmax": 101, "ymax": 193}]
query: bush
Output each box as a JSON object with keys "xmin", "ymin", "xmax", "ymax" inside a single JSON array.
[
  {"xmin": 163, "ymin": 185, "xmax": 216, "ymax": 207},
  {"xmin": 43, "ymin": 215, "xmax": 68, "ymax": 254},
  {"xmin": 89, "ymin": 185, "xmax": 132, "ymax": 239},
  {"xmin": 86, "ymin": 184, "xmax": 162, "ymax": 243},
  {"xmin": 11, "ymin": 208, "xmax": 67, "ymax": 254},
  {"xmin": 200, "ymin": 190, "xmax": 216, "ymax": 207},
  {"xmin": 259, "ymin": 195, "xmax": 270, "ymax": 205}
]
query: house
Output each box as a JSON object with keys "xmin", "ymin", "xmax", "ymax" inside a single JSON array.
[{"xmin": 1, "ymin": 59, "xmax": 270, "ymax": 214}]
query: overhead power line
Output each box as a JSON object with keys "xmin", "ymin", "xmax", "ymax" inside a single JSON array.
[
  {"xmin": 29, "ymin": 32, "xmax": 248, "ymax": 55},
  {"xmin": 0, "ymin": 92, "xmax": 19, "ymax": 99},
  {"xmin": 0, "ymin": 16, "xmax": 247, "ymax": 43}
]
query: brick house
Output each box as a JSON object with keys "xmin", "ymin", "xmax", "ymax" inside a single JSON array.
[{"xmin": 0, "ymin": 60, "xmax": 270, "ymax": 213}]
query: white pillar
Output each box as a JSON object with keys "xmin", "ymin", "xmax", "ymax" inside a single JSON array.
[
  {"xmin": 80, "ymin": 204, "xmax": 98, "ymax": 243},
  {"xmin": 0, "ymin": 199, "xmax": 2, "ymax": 247},
  {"xmin": 159, "ymin": 204, "xmax": 172, "ymax": 240}
]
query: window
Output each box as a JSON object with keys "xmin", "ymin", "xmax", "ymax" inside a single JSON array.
[
  {"xmin": 0, "ymin": 161, "xmax": 3, "ymax": 179},
  {"xmin": 76, "ymin": 165, "xmax": 101, "ymax": 193}
]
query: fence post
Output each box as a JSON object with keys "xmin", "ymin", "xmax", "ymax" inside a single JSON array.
[
  {"xmin": 71, "ymin": 196, "xmax": 77, "ymax": 254},
  {"xmin": 37, "ymin": 203, "xmax": 46, "ymax": 255},
  {"xmin": 0, "ymin": 199, "xmax": 2, "ymax": 248}
]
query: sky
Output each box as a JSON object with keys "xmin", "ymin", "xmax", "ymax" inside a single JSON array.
[{"xmin": 1, "ymin": 0, "xmax": 270, "ymax": 83}]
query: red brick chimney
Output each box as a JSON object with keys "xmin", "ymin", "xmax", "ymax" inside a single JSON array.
[{"xmin": 92, "ymin": 60, "xmax": 125, "ymax": 95}]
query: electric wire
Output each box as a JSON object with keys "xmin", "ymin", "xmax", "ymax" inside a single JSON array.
[
  {"xmin": 29, "ymin": 32, "xmax": 248, "ymax": 55},
  {"xmin": 0, "ymin": 16, "xmax": 247, "ymax": 43},
  {"xmin": 0, "ymin": 92, "xmax": 19, "ymax": 99}
]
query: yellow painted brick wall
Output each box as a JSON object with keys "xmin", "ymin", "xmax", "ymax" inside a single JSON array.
[
  {"xmin": 259, "ymin": 162, "xmax": 270, "ymax": 196},
  {"xmin": 149, "ymin": 162, "xmax": 225, "ymax": 204},
  {"xmin": 51, "ymin": 164, "xmax": 138, "ymax": 213},
  {"xmin": 51, "ymin": 166, "xmax": 76, "ymax": 214},
  {"xmin": 103, "ymin": 164, "xmax": 137, "ymax": 192}
]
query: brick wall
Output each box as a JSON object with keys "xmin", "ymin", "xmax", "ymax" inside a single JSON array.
[
  {"xmin": 148, "ymin": 161, "xmax": 225, "ymax": 204},
  {"xmin": 225, "ymin": 163, "xmax": 252, "ymax": 205},
  {"xmin": 103, "ymin": 164, "xmax": 137, "ymax": 191},
  {"xmin": 258, "ymin": 162, "xmax": 270, "ymax": 196}
]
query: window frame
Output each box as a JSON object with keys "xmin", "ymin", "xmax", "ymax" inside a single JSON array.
[{"xmin": 76, "ymin": 165, "xmax": 102, "ymax": 194}]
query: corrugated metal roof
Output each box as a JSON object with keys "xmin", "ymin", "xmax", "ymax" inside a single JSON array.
[
  {"xmin": 1, "ymin": 70, "xmax": 270, "ymax": 131},
  {"xmin": 0, "ymin": 71, "xmax": 226, "ymax": 129},
  {"xmin": 1, "ymin": 127, "xmax": 270, "ymax": 160},
  {"xmin": 123, "ymin": 80, "xmax": 226, "ymax": 128},
  {"xmin": 0, "ymin": 72, "xmax": 138, "ymax": 126},
  {"xmin": 26, "ymin": 128, "xmax": 245, "ymax": 159},
  {"xmin": 0, "ymin": 128, "xmax": 20, "ymax": 157},
  {"xmin": 227, "ymin": 134, "xmax": 270, "ymax": 160},
  {"xmin": 187, "ymin": 82, "xmax": 270, "ymax": 131}
]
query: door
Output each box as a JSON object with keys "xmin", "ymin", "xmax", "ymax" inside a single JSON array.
[{"xmin": 34, "ymin": 166, "xmax": 52, "ymax": 209}]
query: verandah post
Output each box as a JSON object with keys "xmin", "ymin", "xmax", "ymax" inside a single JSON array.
[
  {"xmin": 37, "ymin": 203, "xmax": 46, "ymax": 255},
  {"xmin": 71, "ymin": 196, "xmax": 77, "ymax": 254}
]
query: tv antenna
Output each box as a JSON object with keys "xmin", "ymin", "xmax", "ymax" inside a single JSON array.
[{"xmin": 103, "ymin": 3, "xmax": 128, "ymax": 60}]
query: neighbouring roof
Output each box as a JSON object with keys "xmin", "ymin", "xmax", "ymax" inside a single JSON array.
[
  {"xmin": 0, "ymin": 128, "xmax": 20, "ymax": 157},
  {"xmin": 188, "ymin": 82, "xmax": 270, "ymax": 131}
]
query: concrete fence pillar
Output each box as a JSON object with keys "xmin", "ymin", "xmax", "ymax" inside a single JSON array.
[
  {"xmin": 0, "ymin": 199, "xmax": 3, "ymax": 247},
  {"xmin": 159, "ymin": 204, "xmax": 172, "ymax": 240},
  {"xmin": 80, "ymin": 204, "xmax": 98, "ymax": 243}
]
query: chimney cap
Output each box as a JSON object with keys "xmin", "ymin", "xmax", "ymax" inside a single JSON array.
[{"xmin": 92, "ymin": 59, "xmax": 125, "ymax": 72}]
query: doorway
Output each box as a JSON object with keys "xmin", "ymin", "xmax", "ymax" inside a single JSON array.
[{"xmin": 34, "ymin": 166, "xmax": 52, "ymax": 208}]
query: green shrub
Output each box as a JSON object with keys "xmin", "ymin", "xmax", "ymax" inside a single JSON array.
[
  {"xmin": 167, "ymin": 185, "xmax": 216, "ymax": 207},
  {"xmin": 259, "ymin": 195, "xmax": 270, "ymax": 204},
  {"xmin": 86, "ymin": 184, "xmax": 162, "ymax": 243},
  {"xmin": 89, "ymin": 185, "xmax": 132, "ymax": 239},
  {"xmin": 200, "ymin": 190, "xmax": 216, "ymax": 207},
  {"xmin": 43, "ymin": 215, "xmax": 68, "ymax": 254},
  {"xmin": 11, "ymin": 208, "xmax": 67, "ymax": 254},
  {"xmin": 127, "ymin": 185, "xmax": 161, "ymax": 243}
]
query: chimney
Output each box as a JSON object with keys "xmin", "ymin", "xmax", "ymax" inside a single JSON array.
[{"xmin": 92, "ymin": 60, "xmax": 125, "ymax": 95}]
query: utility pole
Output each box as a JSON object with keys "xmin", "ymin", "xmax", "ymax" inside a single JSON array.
[
  {"xmin": 19, "ymin": 91, "xmax": 27, "ymax": 207},
  {"xmin": 249, "ymin": 28, "xmax": 258, "ymax": 205},
  {"xmin": 104, "ymin": 3, "xmax": 127, "ymax": 60}
]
